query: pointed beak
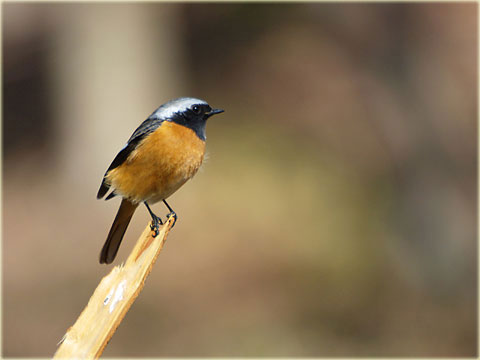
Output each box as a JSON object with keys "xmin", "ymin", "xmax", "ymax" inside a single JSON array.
[{"xmin": 206, "ymin": 108, "xmax": 224, "ymax": 118}]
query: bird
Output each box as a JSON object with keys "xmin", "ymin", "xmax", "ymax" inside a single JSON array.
[{"xmin": 97, "ymin": 97, "xmax": 224, "ymax": 264}]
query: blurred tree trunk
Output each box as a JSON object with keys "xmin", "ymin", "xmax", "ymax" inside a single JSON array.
[{"xmin": 48, "ymin": 4, "xmax": 186, "ymax": 191}]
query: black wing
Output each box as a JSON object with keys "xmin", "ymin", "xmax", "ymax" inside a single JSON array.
[{"xmin": 97, "ymin": 117, "xmax": 164, "ymax": 199}]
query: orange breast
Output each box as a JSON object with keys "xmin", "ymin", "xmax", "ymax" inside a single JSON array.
[{"xmin": 106, "ymin": 121, "xmax": 206, "ymax": 203}]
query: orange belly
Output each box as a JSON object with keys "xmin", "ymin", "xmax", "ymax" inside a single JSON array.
[{"xmin": 105, "ymin": 121, "xmax": 206, "ymax": 204}]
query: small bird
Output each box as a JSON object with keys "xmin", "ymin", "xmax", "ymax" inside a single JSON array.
[{"xmin": 97, "ymin": 97, "xmax": 224, "ymax": 264}]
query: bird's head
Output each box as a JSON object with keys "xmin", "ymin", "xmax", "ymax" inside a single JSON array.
[{"xmin": 149, "ymin": 97, "xmax": 224, "ymax": 140}]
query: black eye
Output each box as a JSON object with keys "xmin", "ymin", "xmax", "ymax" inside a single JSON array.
[{"xmin": 192, "ymin": 105, "xmax": 202, "ymax": 115}]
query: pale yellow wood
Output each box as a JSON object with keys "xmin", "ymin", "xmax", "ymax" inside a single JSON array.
[{"xmin": 53, "ymin": 216, "xmax": 175, "ymax": 359}]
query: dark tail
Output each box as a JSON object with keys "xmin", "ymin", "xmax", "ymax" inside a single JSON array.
[{"xmin": 100, "ymin": 199, "xmax": 138, "ymax": 264}]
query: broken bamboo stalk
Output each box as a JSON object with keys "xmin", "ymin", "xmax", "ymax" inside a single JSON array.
[{"xmin": 53, "ymin": 215, "xmax": 175, "ymax": 359}]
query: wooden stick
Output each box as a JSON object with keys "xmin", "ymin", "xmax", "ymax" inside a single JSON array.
[{"xmin": 53, "ymin": 216, "xmax": 175, "ymax": 359}]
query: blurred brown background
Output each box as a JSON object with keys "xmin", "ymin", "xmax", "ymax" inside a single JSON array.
[{"xmin": 2, "ymin": 2, "xmax": 477, "ymax": 357}]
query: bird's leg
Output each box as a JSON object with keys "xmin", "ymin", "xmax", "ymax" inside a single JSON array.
[
  {"xmin": 163, "ymin": 199, "xmax": 177, "ymax": 228},
  {"xmin": 144, "ymin": 202, "xmax": 162, "ymax": 237}
]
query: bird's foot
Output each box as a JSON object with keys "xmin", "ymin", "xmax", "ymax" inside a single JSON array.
[
  {"xmin": 150, "ymin": 215, "xmax": 163, "ymax": 237},
  {"xmin": 166, "ymin": 211, "xmax": 177, "ymax": 228}
]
